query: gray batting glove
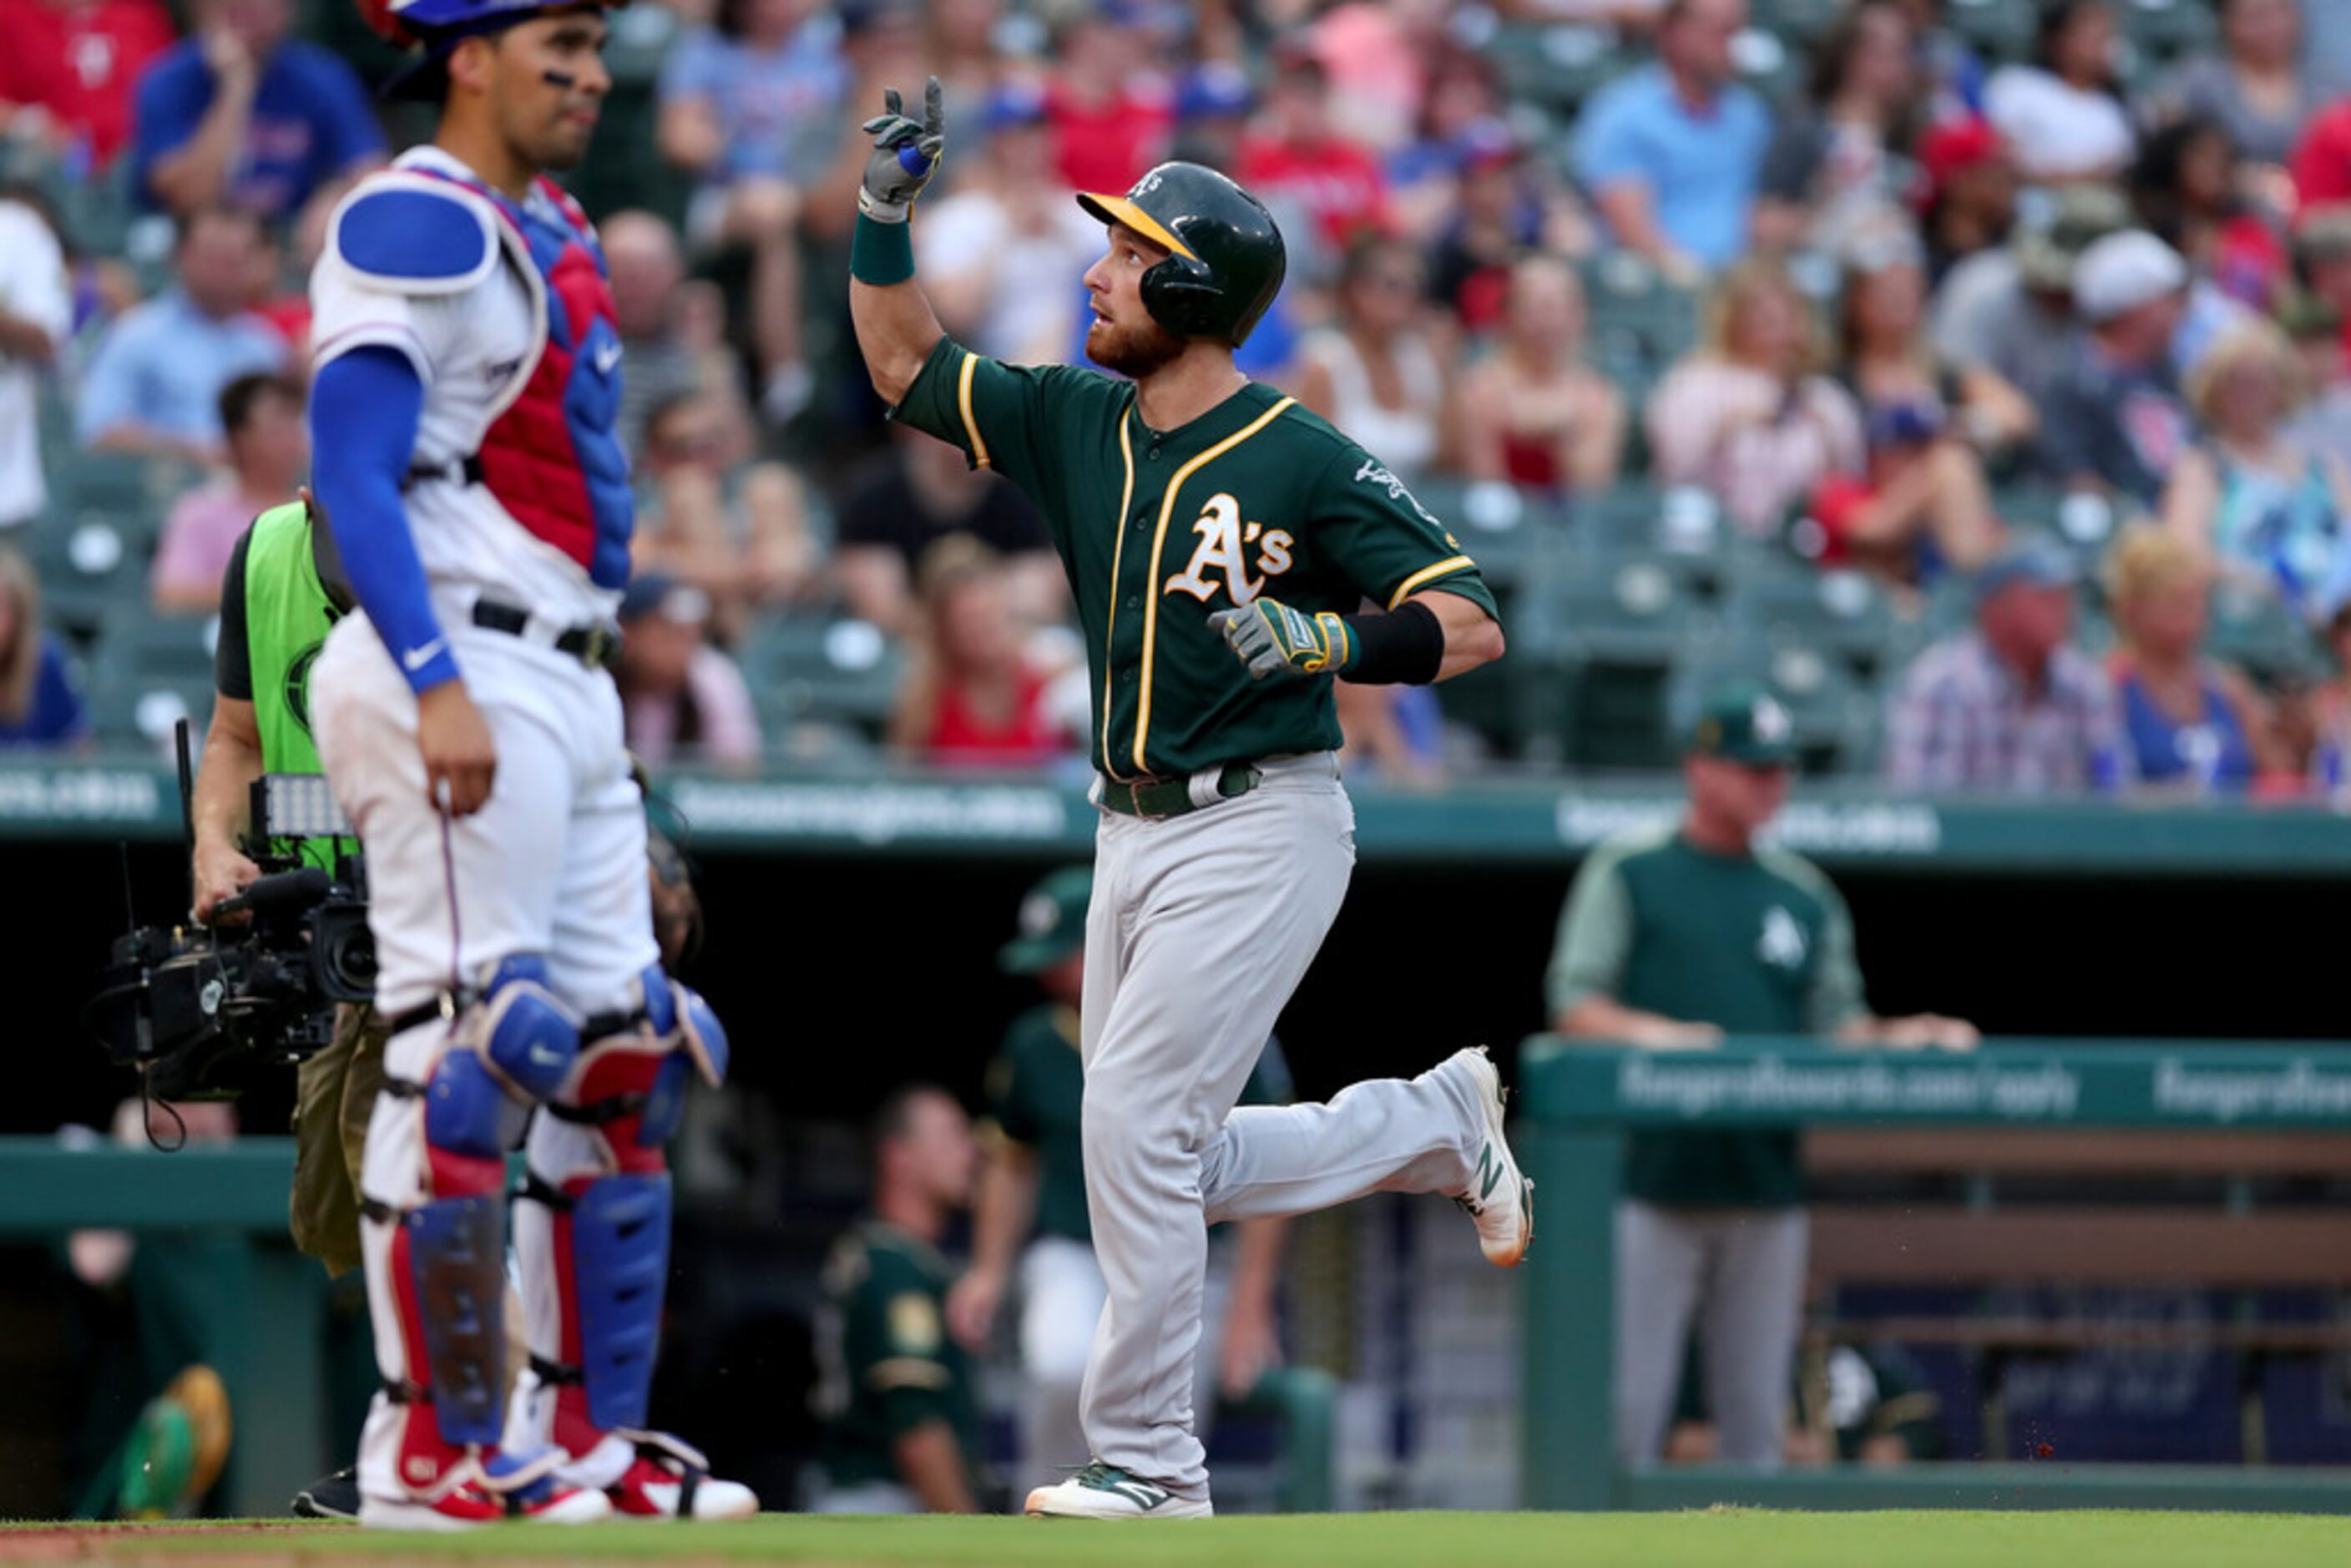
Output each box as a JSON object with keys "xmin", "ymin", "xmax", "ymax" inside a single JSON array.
[{"xmin": 858, "ymin": 76, "xmax": 944, "ymax": 223}]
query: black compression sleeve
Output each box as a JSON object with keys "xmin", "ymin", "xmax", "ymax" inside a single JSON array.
[
  {"xmin": 1338, "ymin": 597, "xmax": 1445, "ymax": 685},
  {"xmin": 215, "ymin": 526, "xmax": 255, "ymax": 702}
]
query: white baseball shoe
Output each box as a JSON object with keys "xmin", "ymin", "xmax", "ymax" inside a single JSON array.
[
  {"xmin": 1025, "ymin": 1461, "xmax": 1214, "ymax": 1520},
  {"xmin": 1447, "ymin": 1046, "xmax": 1534, "ymax": 1267}
]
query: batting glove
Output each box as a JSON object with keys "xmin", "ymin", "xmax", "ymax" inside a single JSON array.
[
  {"xmin": 858, "ymin": 76, "xmax": 944, "ymax": 222},
  {"xmin": 1210, "ymin": 597, "xmax": 1352, "ymax": 680}
]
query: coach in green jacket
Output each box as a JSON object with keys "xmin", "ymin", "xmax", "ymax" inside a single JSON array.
[{"xmin": 1546, "ymin": 683, "xmax": 1975, "ymax": 1470}]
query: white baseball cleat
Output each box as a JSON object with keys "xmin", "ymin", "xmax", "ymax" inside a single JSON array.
[
  {"xmin": 1024, "ymin": 1461, "xmax": 1214, "ymax": 1520},
  {"xmin": 1448, "ymin": 1046, "xmax": 1534, "ymax": 1267}
]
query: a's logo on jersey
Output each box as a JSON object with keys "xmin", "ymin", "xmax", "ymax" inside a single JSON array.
[
  {"xmin": 284, "ymin": 642, "xmax": 322, "ymax": 738},
  {"xmin": 1759, "ymin": 906, "xmax": 1808, "ymax": 970},
  {"xmin": 1353, "ymin": 458, "xmax": 1439, "ymax": 525},
  {"xmin": 1165, "ymin": 492, "xmax": 1293, "ymax": 604}
]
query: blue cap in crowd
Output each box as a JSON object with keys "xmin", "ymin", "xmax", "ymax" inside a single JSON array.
[
  {"xmin": 1176, "ymin": 61, "xmax": 1256, "ymax": 121},
  {"xmin": 1974, "ymin": 540, "xmax": 2079, "ymax": 603},
  {"xmin": 982, "ymin": 81, "xmax": 1051, "ymax": 134}
]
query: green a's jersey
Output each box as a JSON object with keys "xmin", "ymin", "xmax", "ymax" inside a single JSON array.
[
  {"xmin": 810, "ymin": 1220, "xmax": 983, "ymax": 1491},
  {"xmin": 892, "ymin": 338, "xmax": 1499, "ymax": 781},
  {"xmin": 983, "ymin": 1004, "xmax": 1292, "ymax": 1245},
  {"xmin": 1546, "ymin": 826, "xmax": 1866, "ymax": 1208},
  {"xmin": 231, "ymin": 502, "xmax": 348, "ymax": 870}
]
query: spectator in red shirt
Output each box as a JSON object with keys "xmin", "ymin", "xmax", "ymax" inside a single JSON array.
[
  {"xmin": 2290, "ymin": 95, "xmax": 2351, "ymax": 210},
  {"xmin": 1239, "ymin": 40, "xmax": 1392, "ymax": 258},
  {"xmin": 0, "ymin": 0, "xmax": 175, "ymax": 168},
  {"xmin": 889, "ymin": 534, "xmax": 1076, "ymax": 770},
  {"xmin": 1043, "ymin": 0, "xmax": 1170, "ymax": 200}
]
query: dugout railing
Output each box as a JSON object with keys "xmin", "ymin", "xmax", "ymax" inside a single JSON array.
[{"xmin": 1515, "ymin": 1038, "xmax": 2351, "ymax": 1513}]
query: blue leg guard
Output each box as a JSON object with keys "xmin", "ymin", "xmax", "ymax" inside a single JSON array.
[
  {"xmin": 570, "ymin": 1171, "xmax": 674, "ymax": 1433},
  {"xmin": 404, "ymin": 1194, "xmax": 507, "ymax": 1445}
]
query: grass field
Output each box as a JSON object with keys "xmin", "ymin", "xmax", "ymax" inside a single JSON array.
[{"xmin": 7, "ymin": 1512, "xmax": 2349, "ymax": 1567}]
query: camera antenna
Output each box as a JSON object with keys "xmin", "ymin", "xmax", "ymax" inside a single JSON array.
[{"xmin": 174, "ymin": 717, "xmax": 197, "ymax": 854}]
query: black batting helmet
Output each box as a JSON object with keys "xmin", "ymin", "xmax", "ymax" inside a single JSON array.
[{"xmin": 1077, "ymin": 162, "xmax": 1287, "ymax": 348}]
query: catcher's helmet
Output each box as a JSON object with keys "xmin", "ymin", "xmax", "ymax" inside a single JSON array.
[
  {"xmin": 1077, "ymin": 163, "xmax": 1287, "ymax": 348},
  {"xmin": 358, "ymin": 0, "xmax": 622, "ymax": 98}
]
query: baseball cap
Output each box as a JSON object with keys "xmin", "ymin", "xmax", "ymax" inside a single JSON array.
[
  {"xmin": 619, "ymin": 572, "xmax": 712, "ymax": 626},
  {"xmin": 1974, "ymin": 539, "xmax": 2080, "ymax": 602},
  {"xmin": 998, "ymin": 867, "xmax": 1092, "ymax": 974},
  {"xmin": 2015, "ymin": 185, "xmax": 2131, "ymax": 294},
  {"xmin": 2072, "ymin": 230, "xmax": 2188, "ymax": 325},
  {"xmin": 1176, "ymin": 61, "xmax": 1255, "ymax": 122},
  {"xmin": 1688, "ymin": 682, "xmax": 1799, "ymax": 767},
  {"xmin": 1913, "ymin": 115, "xmax": 2003, "ymax": 213},
  {"xmin": 1453, "ymin": 116, "xmax": 1522, "ymax": 174},
  {"xmin": 981, "ymin": 81, "xmax": 1050, "ymax": 134}
]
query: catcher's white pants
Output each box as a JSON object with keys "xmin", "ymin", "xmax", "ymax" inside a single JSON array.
[
  {"xmin": 1077, "ymin": 754, "xmax": 1483, "ymax": 1495},
  {"xmin": 311, "ymin": 610, "xmax": 656, "ymax": 1023},
  {"xmin": 313, "ymin": 612, "xmax": 658, "ymax": 1502}
]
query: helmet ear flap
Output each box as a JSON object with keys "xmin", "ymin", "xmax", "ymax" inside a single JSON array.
[{"xmin": 1139, "ymin": 255, "xmax": 1226, "ymax": 341}]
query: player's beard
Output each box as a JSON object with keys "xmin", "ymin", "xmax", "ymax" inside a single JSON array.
[{"xmin": 1085, "ymin": 312, "xmax": 1189, "ymax": 377}]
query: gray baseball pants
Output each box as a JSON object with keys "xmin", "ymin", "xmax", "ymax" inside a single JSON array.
[
  {"xmin": 1078, "ymin": 752, "xmax": 1485, "ymax": 1496},
  {"xmin": 1614, "ymin": 1201, "xmax": 1809, "ymax": 1468}
]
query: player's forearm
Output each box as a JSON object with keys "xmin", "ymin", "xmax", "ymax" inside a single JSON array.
[
  {"xmin": 892, "ymin": 1421, "xmax": 977, "ymax": 1514},
  {"xmin": 0, "ymin": 308, "xmax": 58, "ymax": 365},
  {"xmin": 967, "ymin": 1149, "xmax": 1039, "ymax": 1282},
  {"xmin": 1557, "ymin": 994, "xmax": 1719, "ymax": 1048},
  {"xmin": 1418, "ymin": 589, "xmax": 1505, "ymax": 681},
  {"xmin": 849, "ymin": 275, "xmax": 944, "ymax": 408},
  {"xmin": 191, "ymin": 698, "xmax": 264, "ymax": 857}
]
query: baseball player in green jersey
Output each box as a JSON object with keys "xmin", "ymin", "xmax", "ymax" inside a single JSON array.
[
  {"xmin": 1548, "ymin": 683, "xmax": 1975, "ymax": 1470},
  {"xmin": 849, "ymin": 80, "xmax": 1531, "ymax": 1519},
  {"xmin": 810, "ymin": 1085, "xmax": 987, "ymax": 1513},
  {"xmin": 948, "ymin": 867, "xmax": 1293, "ymax": 1499}
]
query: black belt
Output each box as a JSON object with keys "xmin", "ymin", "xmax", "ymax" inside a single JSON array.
[
  {"xmin": 1097, "ymin": 762, "xmax": 1261, "ymax": 821},
  {"xmin": 383, "ymin": 994, "xmax": 645, "ymax": 1039},
  {"xmin": 471, "ymin": 598, "xmax": 622, "ymax": 671},
  {"xmin": 401, "ymin": 453, "xmax": 485, "ymax": 492}
]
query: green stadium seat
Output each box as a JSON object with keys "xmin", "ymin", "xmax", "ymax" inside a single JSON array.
[
  {"xmin": 88, "ymin": 613, "xmax": 219, "ymax": 752},
  {"xmin": 1942, "ymin": 0, "xmax": 2040, "ymax": 63},
  {"xmin": 1409, "ymin": 476, "xmax": 1561, "ymax": 593},
  {"xmin": 739, "ymin": 613, "xmax": 905, "ymax": 739},
  {"xmin": 1748, "ymin": 0, "xmax": 1845, "ymax": 46},
  {"xmin": 1492, "ymin": 24, "xmax": 1633, "ymax": 118},
  {"xmin": 1581, "ymin": 254, "xmax": 1701, "ymax": 377},
  {"xmin": 2207, "ymin": 581, "xmax": 2327, "ymax": 686},
  {"xmin": 2114, "ymin": 0, "xmax": 2218, "ymax": 68},
  {"xmin": 1725, "ymin": 564, "xmax": 1904, "ymax": 678},
  {"xmin": 33, "ymin": 515, "xmax": 154, "ymax": 641}
]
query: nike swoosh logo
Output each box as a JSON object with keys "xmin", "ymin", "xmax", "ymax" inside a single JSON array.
[
  {"xmin": 402, "ymin": 639, "xmax": 446, "ymax": 673},
  {"xmin": 593, "ymin": 341, "xmax": 622, "ymax": 376},
  {"xmin": 526, "ymin": 1044, "xmax": 566, "ymax": 1068}
]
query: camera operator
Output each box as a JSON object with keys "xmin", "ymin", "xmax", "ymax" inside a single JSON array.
[{"xmin": 189, "ymin": 492, "xmax": 383, "ymax": 1283}]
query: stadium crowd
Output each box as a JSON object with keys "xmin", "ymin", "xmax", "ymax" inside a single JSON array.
[{"xmin": 3, "ymin": 0, "xmax": 2351, "ymax": 794}]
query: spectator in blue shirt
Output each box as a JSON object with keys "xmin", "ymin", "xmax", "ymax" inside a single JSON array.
[
  {"xmin": 75, "ymin": 206, "xmax": 288, "ymax": 462},
  {"xmin": 0, "ymin": 544, "xmax": 90, "ymax": 751},
  {"xmin": 131, "ymin": 0, "xmax": 383, "ymax": 225},
  {"xmin": 1571, "ymin": 0, "xmax": 1772, "ymax": 277}
]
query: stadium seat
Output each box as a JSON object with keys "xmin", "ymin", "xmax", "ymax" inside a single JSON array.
[
  {"xmin": 1580, "ymin": 254, "xmax": 1701, "ymax": 377},
  {"xmin": 33, "ymin": 516, "xmax": 155, "ymax": 643},
  {"xmin": 1491, "ymin": 24, "xmax": 1632, "ymax": 118},
  {"xmin": 1941, "ymin": 0, "xmax": 2040, "ymax": 63},
  {"xmin": 1410, "ymin": 476, "xmax": 1560, "ymax": 593},
  {"xmin": 2207, "ymin": 581, "xmax": 2328, "ymax": 686},
  {"xmin": 1725, "ymin": 563, "xmax": 1904, "ymax": 679},
  {"xmin": 1673, "ymin": 638, "xmax": 1877, "ymax": 776},
  {"xmin": 88, "ymin": 613, "xmax": 220, "ymax": 753},
  {"xmin": 739, "ymin": 613, "xmax": 905, "ymax": 740}
]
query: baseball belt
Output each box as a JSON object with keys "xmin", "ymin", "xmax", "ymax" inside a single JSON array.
[{"xmin": 1095, "ymin": 761, "xmax": 1261, "ymax": 821}]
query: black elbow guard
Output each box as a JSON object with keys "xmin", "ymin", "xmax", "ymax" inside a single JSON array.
[{"xmin": 1340, "ymin": 597, "xmax": 1446, "ymax": 685}]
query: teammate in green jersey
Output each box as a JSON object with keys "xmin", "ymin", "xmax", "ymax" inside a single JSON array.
[{"xmin": 847, "ymin": 80, "xmax": 1530, "ymax": 1519}]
